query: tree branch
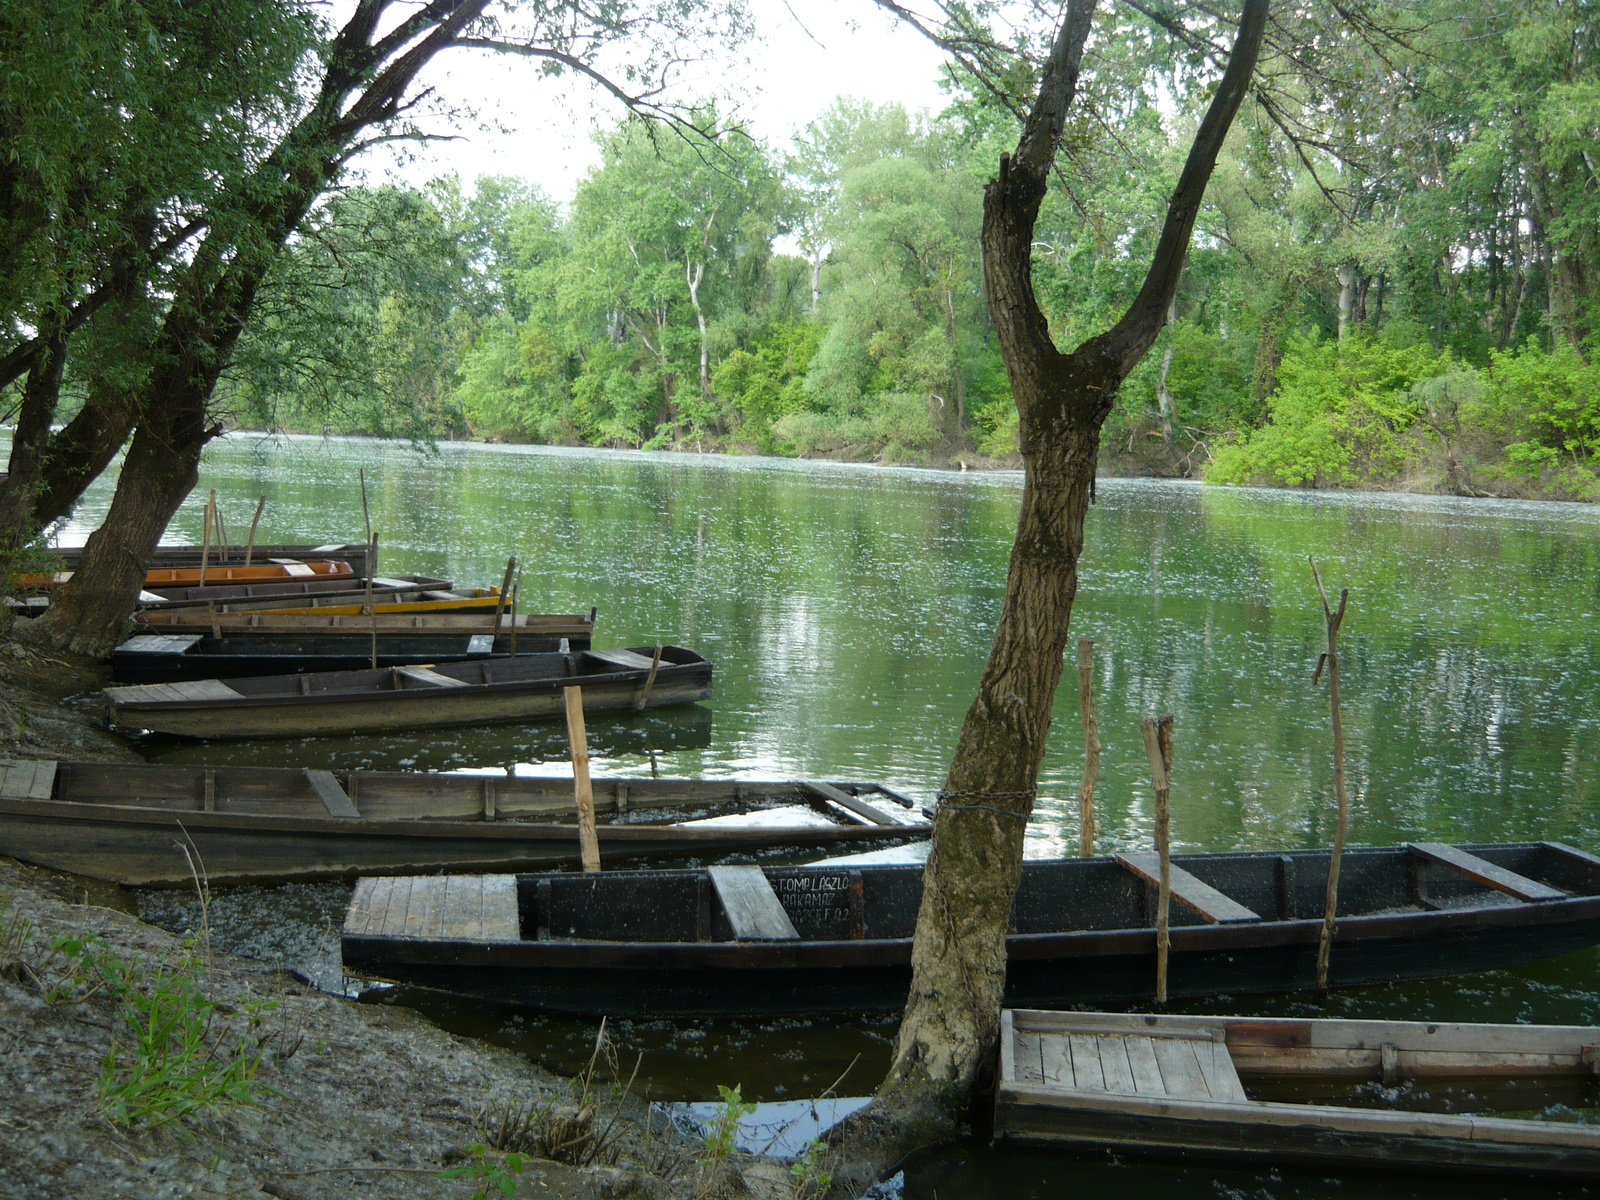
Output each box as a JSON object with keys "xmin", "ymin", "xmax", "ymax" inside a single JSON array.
[{"xmin": 1100, "ymin": 0, "xmax": 1269, "ymax": 368}]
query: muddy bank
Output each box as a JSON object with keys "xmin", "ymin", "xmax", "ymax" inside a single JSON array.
[
  {"xmin": 0, "ymin": 624, "xmax": 139, "ymax": 765},
  {"xmin": 0, "ymin": 853, "xmax": 814, "ymax": 1200}
]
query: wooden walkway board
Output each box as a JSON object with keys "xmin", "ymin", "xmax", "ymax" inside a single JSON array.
[
  {"xmin": 0, "ymin": 759, "xmax": 57, "ymax": 800},
  {"xmin": 1410, "ymin": 843, "xmax": 1565, "ymax": 902},
  {"xmin": 347, "ymin": 875, "xmax": 519, "ymax": 942},
  {"xmin": 1116, "ymin": 852, "xmax": 1262, "ymax": 923},
  {"xmin": 1018, "ymin": 1028, "xmax": 1249, "ymax": 1104},
  {"xmin": 708, "ymin": 865, "xmax": 800, "ymax": 940},
  {"xmin": 117, "ymin": 634, "xmax": 204, "ymax": 653}
]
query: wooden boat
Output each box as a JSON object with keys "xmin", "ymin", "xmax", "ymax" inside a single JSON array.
[
  {"xmin": 996, "ymin": 1008, "xmax": 1600, "ymax": 1178},
  {"xmin": 0, "ymin": 760, "xmax": 926, "ymax": 886},
  {"xmin": 339, "ymin": 842, "xmax": 1600, "ymax": 1017},
  {"xmin": 52, "ymin": 542, "xmax": 373, "ymax": 577},
  {"xmin": 103, "ymin": 644, "xmax": 712, "ymax": 739},
  {"xmin": 137, "ymin": 575, "xmax": 457, "ymax": 607},
  {"xmin": 135, "ymin": 588, "xmax": 517, "ymax": 620},
  {"xmin": 109, "ymin": 625, "xmax": 594, "ymax": 683},
  {"xmin": 135, "ymin": 610, "xmax": 590, "ymax": 638},
  {"xmin": 19, "ymin": 559, "xmax": 354, "ymax": 590}
]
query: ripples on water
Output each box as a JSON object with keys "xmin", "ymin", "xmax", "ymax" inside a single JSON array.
[{"xmin": 46, "ymin": 434, "xmax": 1600, "ymax": 1198}]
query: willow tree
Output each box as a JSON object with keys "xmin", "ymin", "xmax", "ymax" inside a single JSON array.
[
  {"xmin": 830, "ymin": 0, "xmax": 1268, "ymax": 1186},
  {"xmin": 29, "ymin": 0, "xmax": 749, "ymax": 656}
]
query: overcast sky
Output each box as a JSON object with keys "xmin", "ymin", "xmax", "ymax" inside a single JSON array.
[{"xmin": 356, "ymin": 0, "xmax": 954, "ymax": 201}]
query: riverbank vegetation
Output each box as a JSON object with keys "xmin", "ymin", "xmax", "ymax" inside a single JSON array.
[{"xmin": 191, "ymin": 3, "xmax": 1600, "ymax": 501}]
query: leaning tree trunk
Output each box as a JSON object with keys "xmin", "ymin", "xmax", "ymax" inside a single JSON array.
[
  {"xmin": 828, "ymin": 2, "xmax": 1268, "ymax": 1192},
  {"xmin": 33, "ymin": 396, "xmax": 209, "ymax": 657},
  {"xmin": 30, "ymin": 387, "xmax": 140, "ymax": 530},
  {"xmin": 0, "ymin": 324, "xmax": 68, "ymax": 561}
]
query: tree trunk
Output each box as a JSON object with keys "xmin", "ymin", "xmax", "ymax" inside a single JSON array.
[
  {"xmin": 0, "ymin": 324, "xmax": 68, "ymax": 561},
  {"xmin": 826, "ymin": 2, "xmax": 1268, "ymax": 1192},
  {"xmin": 686, "ymin": 258, "xmax": 711, "ymax": 404},
  {"xmin": 1336, "ymin": 262, "xmax": 1356, "ymax": 342},
  {"xmin": 811, "ymin": 250, "xmax": 823, "ymax": 316},
  {"xmin": 31, "ymin": 409, "xmax": 205, "ymax": 657},
  {"xmin": 1155, "ymin": 296, "xmax": 1177, "ymax": 442},
  {"xmin": 30, "ymin": 387, "xmax": 140, "ymax": 529}
]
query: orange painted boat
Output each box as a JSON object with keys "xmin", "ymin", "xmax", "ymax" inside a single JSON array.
[{"xmin": 18, "ymin": 560, "xmax": 355, "ymax": 590}]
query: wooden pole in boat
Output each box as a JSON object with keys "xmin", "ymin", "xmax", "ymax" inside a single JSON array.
[
  {"xmin": 198, "ymin": 490, "xmax": 215, "ymax": 587},
  {"xmin": 1310, "ymin": 557, "xmax": 1350, "ymax": 994},
  {"xmin": 244, "ymin": 496, "xmax": 265, "ymax": 567},
  {"xmin": 634, "ymin": 642, "xmax": 664, "ymax": 711},
  {"xmin": 367, "ymin": 532, "xmax": 379, "ymax": 670},
  {"xmin": 1077, "ymin": 637, "xmax": 1100, "ymax": 856},
  {"xmin": 215, "ymin": 503, "xmax": 228, "ymax": 562},
  {"xmin": 1141, "ymin": 713, "xmax": 1175, "ymax": 1003},
  {"xmin": 564, "ymin": 685, "xmax": 602, "ymax": 872},
  {"xmin": 493, "ymin": 556, "xmax": 515, "ymax": 644},
  {"xmin": 509, "ymin": 574, "xmax": 519, "ymax": 657},
  {"xmin": 358, "ymin": 467, "xmax": 373, "ymax": 568}
]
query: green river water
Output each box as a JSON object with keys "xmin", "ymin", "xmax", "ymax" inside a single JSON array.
[{"xmin": 51, "ymin": 434, "xmax": 1600, "ymax": 1197}]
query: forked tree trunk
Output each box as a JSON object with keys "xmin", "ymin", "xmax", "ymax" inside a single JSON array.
[
  {"xmin": 829, "ymin": 2, "xmax": 1267, "ymax": 1191},
  {"xmin": 29, "ymin": 388, "xmax": 140, "ymax": 529}
]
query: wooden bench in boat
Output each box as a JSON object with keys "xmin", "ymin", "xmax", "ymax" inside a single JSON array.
[
  {"xmin": 345, "ymin": 875, "xmax": 519, "ymax": 943},
  {"xmin": 106, "ymin": 679, "xmax": 246, "ymax": 704},
  {"xmin": 996, "ymin": 1008, "xmax": 1600, "ymax": 1178},
  {"xmin": 1409, "ymin": 842, "xmax": 1566, "ymax": 902},
  {"xmin": 305, "ymin": 769, "xmax": 359, "ymax": 818},
  {"xmin": 0, "ymin": 760, "xmax": 57, "ymax": 800},
  {"xmin": 1007, "ymin": 1012, "xmax": 1249, "ymax": 1103},
  {"xmin": 1115, "ymin": 851, "xmax": 1262, "ymax": 923},
  {"xmin": 393, "ymin": 665, "xmax": 468, "ymax": 688},
  {"xmin": 800, "ymin": 781, "xmax": 898, "ymax": 827},
  {"xmin": 587, "ymin": 648, "xmax": 658, "ymax": 671},
  {"xmin": 708, "ymin": 865, "xmax": 799, "ymax": 940}
]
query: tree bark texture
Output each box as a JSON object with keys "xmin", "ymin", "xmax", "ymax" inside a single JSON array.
[
  {"xmin": 0, "ymin": 324, "xmax": 68, "ymax": 561},
  {"xmin": 828, "ymin": 7, "xmax": 1269, "ymax": 1191}
]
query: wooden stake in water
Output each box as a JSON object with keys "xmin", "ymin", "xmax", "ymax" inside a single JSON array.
[
  {"xmin": 215, "ymin": 503, "xmax": 228, "ymax": 562},
  {"xmin": 1141, "ymin": 713, "xmax": 1176, "ymax": 1003},
  {"xmin": 509, "ymin": 575, "xmax": 520, "ymax": 657},
  {"xmin": 244, "ymin": 496, "xmax": 266, "ymax": 567},
  {"xmin": 358, "ymin": 468, "xmax": 372, "ymax": 564},
  {"xmin": 198, "ymin": 489, "xmax": 216, "ymax": 587},
  {"xmin": 1076, "ymin": 637, "xmax": 1100, "ymax": 856},
  {"xmin": 366, "ymin": 532, "xmax": 379, "ymax": 670},
  {"xmin": 493, "ymin": 556, "xmax": 515, "ymax": 641},
  {"xmin": 1310, "ymin": 557, "xmax": 1350, "ymax": 994},
  {"xmin": 564, "ymin": 686, "xmax": 601, "ymax": 872}
]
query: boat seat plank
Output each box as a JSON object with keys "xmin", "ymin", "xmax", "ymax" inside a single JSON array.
[
  {"xmin": 800, "ymin": 781, "xmax": 897, "ymax": 827},
  {"xmin": 0, "ymin": 759, "xmax": 57, "ymax": 801},
  {"xmin": 394, "ymin": 665, "xmax": 469, "ymax": 688},
  {"xmin": 1124, "ymin": 1037, "xmax": 1167, "ymax": 1096},
  {"xmin": 344, "ymin": 877, "xmax": 379, "ymax": 936},
  {"xmin": 587, "ymin": 648, "xmax": 658, "ymax": 671},
  {"xmin": 1040, "ymin": 1033, "xmax": 1071, "ymax": 1087},
  {"xmin": 1014, "ymin": 1031, "xmax": 1044, "ymax": 1084},
  {"xmin": 1097, "ymin": 1034, "xmax": 1138, "ymax": 1096},
  {"xmin": 1410, "ymin": 842, "xmax": 1566, "ymax": 902},
  {"xmin": 305, "ymin": 769, "xmax": 360, "ymax": 818},
  {"xmin": 1115, "ymin": 852, "xmax": 1263, "ymax": 923},
  {"xmin": 481, "ymin": 875, "xmax": 520, "ymax": 942},
  {"xmin": 1192, "ymin": 1035, "xmax": 1250, "ymax": 1103},
  {"xmin": 1150, "ymin": 1037, "xmax": 1217, "ymax": 1100},
  {"xmin": 116, "ymin": 634, "xmax": 205, "ymax": 654},
  {"xmin": 1068, "ymin": 1034, "xmax": 1107, "ymax": 1092},
  {"xmin": 708, "ymin": 865, "xmax": 800, "ymax": 940}
]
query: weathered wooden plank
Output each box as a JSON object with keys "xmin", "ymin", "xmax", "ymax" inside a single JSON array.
[
  {"xmin": 800, "ymin": 781, "xmax": 897, "ymax": 827},
  {"xmin": 441, "ymin": 876, "xmax": 484, "ymax": 940},
  {"xmin": 402, "ymin": 877, "xmax": 442, "ymax": 938},
  {"xmin": 370, "ymin": 876, "xmax": 406, "ymax": 938},
  {"xmin": 1124, "ymin": 1037, "xmax": 1167, "ymax": 1096},
  {"xmin": 1097, "ymin": 1035, "xmax": 1137, "ymax": 1096},
  {"xmin": 1152, "ymin": 1037, "xmax": 1212, "ymax": 1100},
  {"xmin": 1192, "ymin": 1034, "xmax": 1250, "ymax": 1103},
  {"xmin": 1039, "ymin": 1034, "xmax": 1071, "ymax": 1087},
  {"xmin": 394, "ymin": 665, "xmax": 469, "ymax": 688},
  {"xmin": 1068, "ymin": 1034, "xmax": 1106, "ymax": 1092},
  {"xmin": 708, "ymin": 865, "xmax": 799, "ymax": 940},
  {"xmin": 116, "ymin": 634, "xmax": 205, "ymax": 653},
  {"xmin": 344, "ymin": 878, "xmax": 379, "ymax": 936},
  {"xmin": 479, "ymin": 875, "xmax": 520, "ymax": 942},
  {"xmin": 1014, "ymin": 1031, "xmax": 1044, "ymax": 1084},
  {"xmin": 1116, "ymin": 852, "xmax": 1262, "ymax": 923},
  {"xmin": 304, "ymin": 769, "xmax": 360, "ymax": 818},
  {"xmin": 1410, "ymin": 843, "xmax": 1565, "ymax": 902},
  {"xmin": 587, "ymin": 648, "xmax": 658, "ymax": 671},
  {"xmin": 0, "ymin": 760, "xmax": 56, "ymax": 801}
]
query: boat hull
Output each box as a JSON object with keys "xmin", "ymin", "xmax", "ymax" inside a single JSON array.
[
  {"xmin": 341, "ymin": 844, "xmax": 1600, "ymax": 1016},
  {"xmin": 110, "ymin": 637, "xmax": 592, "ymax": 683}
]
